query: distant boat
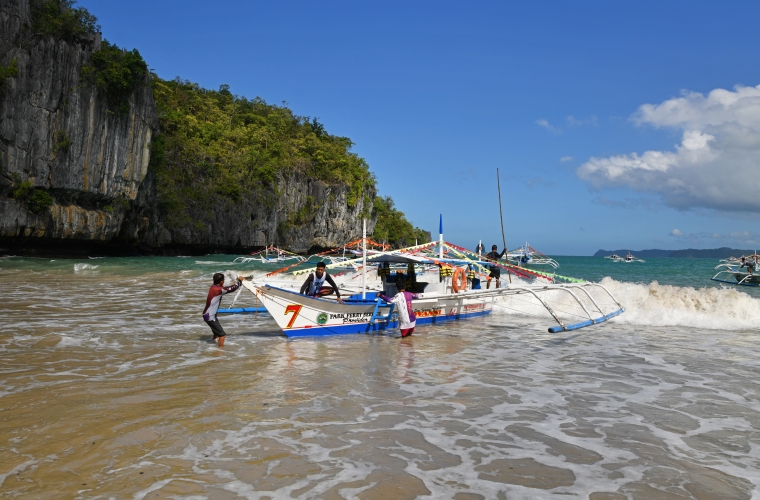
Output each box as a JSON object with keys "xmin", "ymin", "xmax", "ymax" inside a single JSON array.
[
  {"xmin": 605, "ymin": 252, "xmax": 644, "ymax": 263},
  {"xmin": 623, "ymin": 252, "xmax": 645, "ymax": 263},
  {"xmin": 507, "ymin": 242, "xmax": 559, "ymax": 269}
]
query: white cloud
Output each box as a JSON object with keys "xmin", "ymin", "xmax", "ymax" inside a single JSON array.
[
  {"xmin": 560, "ymin": 156, "xmax": 573, "ymax": 162},
  {"xmin": 729, "ymin": 230, "xmax": 754, "ymax": 241},
  {"xmin": 670, "ymin": 229, "xmax": 684, "ymax": 237},
  {"xmin": 566, "ymin": 115, "xmax": 597, "ymax": 127},
  {"xmin": 577, "ymin": 84, "xmax": 760, "ymax": 213},
  {"xmin": 536, "ymin": 119, "xmax": 561, "ymax": 134}
]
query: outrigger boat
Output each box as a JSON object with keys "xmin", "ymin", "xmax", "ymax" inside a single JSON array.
[
  {"xmin": 234, "ymin": 246, "xmax": 306, "ymax": 265},
  {"xmin": 507, "ymin": 242, "xmax": 559, "ymax": 269},
  {"xmin": 712, "ymin": 257, "xmax": 760, "ymax": 287},
  {"xmin": 238, "ymin": 226, "xmax": 625, "ymax": 337},
  {"xmin": 623, "ymin": 252, "xmax": 645, "ymax": 263},
  {"xmin": 605, "ymin": 252, "xmax": 644, "ymax": 263}
]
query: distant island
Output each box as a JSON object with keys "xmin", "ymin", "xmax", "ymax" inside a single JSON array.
[{"xmin": 593, "ymin": 247, "xmax": 758, "ymax": 258}]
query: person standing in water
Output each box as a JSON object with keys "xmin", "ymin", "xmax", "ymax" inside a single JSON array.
[
  {"xmin": 485, "ymin": 244, "xmax": 506, "ymax": 289},
  {"xmin": 203, "ymin": 272, "xmax": 245, "ymax": 347},
  {"xmin": 742, "ymin": 258, "xmax": 755, "ymax": 275},
  {"xmin": 299, "ymin": 261, "xmax": 344, "ymax": 303},
  {"xmin": 379, "ymin": 281, "xmax": 418, "ymax": 337}
]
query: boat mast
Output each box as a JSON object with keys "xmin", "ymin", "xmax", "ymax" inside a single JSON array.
[
  {"xmin": 362, "ymin": 218, "xmax": 367, "ymax": 299},
  {"xmin": 497, "ymin": 168, "xmax": 512, "ymax": 283},
  {"xmin": 439, "ymin": 214, "xmax": 443, "ymax": 259}
]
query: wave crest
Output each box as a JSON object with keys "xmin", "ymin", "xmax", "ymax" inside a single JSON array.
[{"xmin": 600, "ymin": 277, "xmax": 758, "ymax": 330}]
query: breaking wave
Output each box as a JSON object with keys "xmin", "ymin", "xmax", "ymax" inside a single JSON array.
[
  {"xmin": 599, "ymin": 277, "xmax": 760, "ymax": 331},
  {"xmin": 73, "ymin": 263, "xmax": 98, "ymax": 272}
]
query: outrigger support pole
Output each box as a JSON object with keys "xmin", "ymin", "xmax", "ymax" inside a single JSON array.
[
  {"xmin": 522, "ymin": 288, "xmax": 566, "ymax": 330},
  {"xmin": 580, "ymin": 282, "xmax": 625, "ymax": 310},
  {"xmin": 564, "ymin": 284, "xmax": 608, "ymax": 318},
  {"xmin": 555, "ymin": 287, "xmax": 596, "ymax": 324}
]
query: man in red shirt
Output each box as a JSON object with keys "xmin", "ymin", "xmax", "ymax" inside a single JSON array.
[{"xmin": 203, "ymin": 272, "xmax": 245, "ymax": 347}]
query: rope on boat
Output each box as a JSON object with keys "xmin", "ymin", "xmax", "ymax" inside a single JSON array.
[{"xmin": 264, "ymin": 238, "xmax": 392, "ymax": 278}]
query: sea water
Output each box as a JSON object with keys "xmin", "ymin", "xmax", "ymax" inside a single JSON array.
[{"xmin": 0, "ymin": 255, "xmax": 758, "ymax": 499}]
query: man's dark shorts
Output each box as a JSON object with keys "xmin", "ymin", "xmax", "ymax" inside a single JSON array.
[
  {"xmin": 205, "ymin": 319, "xmax": 226, "ymax": 337},
  {"xmin": 489, "ymin": 267, "xmax": 501, "ymax": 279}
]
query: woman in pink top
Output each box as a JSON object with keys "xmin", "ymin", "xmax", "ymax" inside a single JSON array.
[{"xmin": 379, "ymin": 281, "xmax": 418, "ymax": 337}]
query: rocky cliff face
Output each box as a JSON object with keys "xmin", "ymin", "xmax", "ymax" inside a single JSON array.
[
  {"xmin": 0, "ymin": 0, "xmax": 157, "ymax": 247},
  {"xmin": 121, "ymin": 169, "xmax": 375, "ymax": 254},
  {"xmin": 0, "ymin": 0, "xmax": 376, "ymax": 255}
]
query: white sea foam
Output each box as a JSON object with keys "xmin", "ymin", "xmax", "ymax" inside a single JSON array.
[
  {"xmin": 56, "ymin": 335, "xmax": 83, "ymax": 347},
  {"xmin": 490, "ymin": 277, "xmax": 760, "ymax": 331},
  {"xmin": 73, "ymin": 263, "xmax": 98, "ymax": 272},
  {"xmin": 599, "ymin": 277, "xmax": 760, "ymax": 330}
]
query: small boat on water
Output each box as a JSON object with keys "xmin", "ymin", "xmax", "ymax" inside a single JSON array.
[
  {"xmin": 712, "ymin": 255, "xmax": 760, "ymax": 286},
  {"xmin": 712, "ymin": 269, "xmax": 760, "ymax": 287},
  {"xmin": 234, "ymin": 246, "xmax": 306, "ymax": 265},
  {"xmin": 507, "ymin": 242, "xmax": 559, "ymax": 269},
  {"xmin": 622, "ymin": 252, "xmax": 645, "ymax": 263},
  {"xmin": 238, "ymin": 237, "xmax": 625, "ymax": 337},
  {"xmin": 605, "ymin": 252, "xmax": 644, "ymax": 263}
]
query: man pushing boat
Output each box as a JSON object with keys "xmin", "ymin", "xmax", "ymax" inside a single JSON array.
[
  {"xmin": 203, "ymin": 272, "xmax": 246, "ymax": 347},
  {"xmin": 299, "ymin": 261, "xmax": 344, "ymax": 303}
]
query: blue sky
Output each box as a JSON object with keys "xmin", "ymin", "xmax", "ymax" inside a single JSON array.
[{"xmin": 86, "ymin": 0, "xmax": 760, "ymax": 255}]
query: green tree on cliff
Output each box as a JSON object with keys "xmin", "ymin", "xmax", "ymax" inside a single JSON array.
[
  {"xmin": 150, "ymin": 77, "xmax": 423, "ymax": 240},
  {"xmin": 372, "ymin": 196, "xmax": 429, "ymax": 248},
  {"xmin": 29, "ymin": 0, "xmax": 99, "ymax": 42}
]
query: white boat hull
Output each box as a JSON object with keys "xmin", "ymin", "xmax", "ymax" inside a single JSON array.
[{"xmin": 242, "ymin": 282, "xmax": 491, "ymax": 337}]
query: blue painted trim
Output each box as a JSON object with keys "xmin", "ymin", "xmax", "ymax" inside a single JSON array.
[
  {"xmin": 217, "ymin": 307, "xmax": 268, "ymax": 314},
  {"xmin": 284, "ymin": 308, "xmax": 492, "ymax": 338},
  {"xmin": 547, "ymin": 307, "xmax": 625, "ymax": 333}
]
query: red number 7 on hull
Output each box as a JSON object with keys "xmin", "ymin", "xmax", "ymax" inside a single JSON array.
[{"xmin": 284, "ymin": 304, "xmax": 302, "ymax": 329}]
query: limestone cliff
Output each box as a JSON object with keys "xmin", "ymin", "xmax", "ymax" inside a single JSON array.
[
  {"xmin": 121, "ymin": 169, "xmax": 375, "ymax": 254},
  {"xmin": 0, "ymin": 0, "xmax": 389, "ymax": 256},
  {"xmin": 0, "ymin": 0, "xmax": 157, "ymax": 248}
]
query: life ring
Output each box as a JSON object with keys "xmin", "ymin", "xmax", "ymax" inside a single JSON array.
[{"xmin": 452, "ymin": 267, "xmax": 467, "ymax": 293}]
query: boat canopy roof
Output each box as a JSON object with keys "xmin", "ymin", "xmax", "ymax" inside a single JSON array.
[
  {"xmin": 367, "ymin": 254, "xmax": 430, "ymax": 264},
  {"xmin": 367, "ymin": 254, "xmax": 492, "ymax": 267}
]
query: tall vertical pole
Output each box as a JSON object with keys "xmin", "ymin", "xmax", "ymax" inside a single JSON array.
[
  {"xmin": 439, "ymin": 214, "xmax": 443, "ymax": 259},
  {"xmin": 497, "ymin": 168, "xmax": 512, "ymax": 283},
  {"xmin": 362, "ymin": 218, "xmax": 367, "ymax": 299}
]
